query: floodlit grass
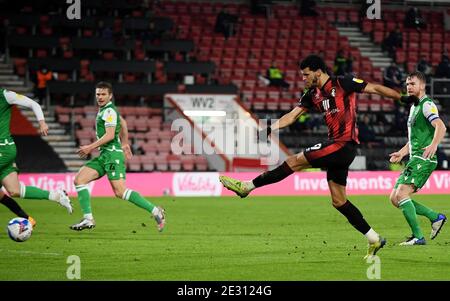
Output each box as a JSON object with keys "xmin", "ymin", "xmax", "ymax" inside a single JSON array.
[{"xmin": 1, "ymin": 195, "xmax": 449, "ymax": 280}]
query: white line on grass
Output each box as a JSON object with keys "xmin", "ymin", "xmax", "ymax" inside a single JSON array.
[{"xmin": 0, "ymin": 249, "xmax": 62, "ymax": 256}]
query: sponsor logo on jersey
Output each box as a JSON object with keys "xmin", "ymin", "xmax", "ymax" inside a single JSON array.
[{"xmin": 430, "ymin": 106, "xmax": 438, "ymax": 114}]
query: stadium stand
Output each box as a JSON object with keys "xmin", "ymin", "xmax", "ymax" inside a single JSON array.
[{"xmin": 1, "ymin": 0, "xmax": 449, "ymax": 172}]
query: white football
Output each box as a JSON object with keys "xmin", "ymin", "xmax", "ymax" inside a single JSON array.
[{"xmin": 7, "ymin": 217, "xmax": 33, "ymax": 242}]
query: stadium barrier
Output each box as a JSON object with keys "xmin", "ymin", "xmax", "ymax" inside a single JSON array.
[{"xmin": 13, "ymin": 171, "xmax": 450, "ymax": 197}]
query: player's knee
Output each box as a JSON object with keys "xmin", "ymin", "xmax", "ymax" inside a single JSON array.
[
  {"xmin": 113, "ymin": 187, "xmax": 125, "ymax": 199},
  {"xmin": 286, "ymin": 153, "xmax": 307, "ymax": 171},
  {"xmin": 285, "ymin": 156, "xmax": 297, "ymax": 168},
  {"xmin": 8, "ymin": 189, "xmax": 20, "ymax": 197},
  {"xmin": 331, "ymin": 197, "xmax": 346, "ymax": 208},
  {"xmin": 73, "ymin": 178, "xmax": 82, "ymax": 186},
  {"xmin": 395, "ymin": 189, "xmax": 410, "ymax": 203},
  {"xmin": 390, "ymin": 196, "xmax": 399, "ymax": 207},
  {"xmin": 389, "ymin": 191, "xmax": 398, "ymax": 207}
]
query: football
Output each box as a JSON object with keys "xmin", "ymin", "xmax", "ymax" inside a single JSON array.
[{"xmin": 7, "ymin": 217, "xmax": 33, "ymax": 242}]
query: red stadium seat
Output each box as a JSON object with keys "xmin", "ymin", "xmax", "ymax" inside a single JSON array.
[
  {"xmin": 167, "ymin": 154, "xmax": 182, "ymax": 171},
  {"xmin": 252, "ymin": 98, "xmax": 266, "ymax": 110},
  {"xmin": 154, "ymin": 155, "xmax": 169, "ymax": 171},
  {"xmin": 396, "ymin": 51, "xmax": 406, "ymax": 64},
  {"xmin": 373, "ymin": 32, "xmax": 384, "ymax": 43},
  {"xmin": 361, "ymin": 20, "xmax": 373, "ymax": 34},
  {"xmin": 266, "ymin": 99, "xmax": 279, "ymax": 111},
  {"xmin": 194, "ymin": 156, "xmax": 208, "ymax": 171},
  {"xmin": 128, "ymin": 156, "xmax": 142, "ymax": 172}
]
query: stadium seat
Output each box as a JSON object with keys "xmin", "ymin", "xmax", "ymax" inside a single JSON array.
[
  {"xmin": 134, "ymin": 119, "xmax": 148, "ymax": 132},
  {"xmin": 142, "ymin": 142, "xmax": 158, "ymax": 154},
  {"xmin": 57, "ymin": 114, "xmax": 70, "ymax": 124},
  {"xmin": 167, "ymin": 154, "xmax": 182, "ymax": 171},
  {"xmin": 181, "ymin": 156, "xmax": 195, "ymax": 171},
  {"xmin": 144, "ymin": 130, "xmax": 159, "ymax": 141},
  {"xmin": 194, "ymin": 156, "xmax": 208, "ymax": 171},
  {"xmin": 252, "ymin": 98, "xmax": 266, "ymax": 111},
  {"xmin": 155, "ymin": 155, "xmax": 169, "ymax": 171},
  {"xmin": 128, "ymin": 156, "xmax": 142, "ymax": 172},
  {"xmin": 79, "ymin": 119, "xmax": 95, "ymax": 130}
]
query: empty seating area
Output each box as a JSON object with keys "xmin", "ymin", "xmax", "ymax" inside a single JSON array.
[
  {"xmin": 158, "ymin": 2, "xmax": 384, "ymax": 114},
  {"xmin": 361, "ymin": 9, "xmax": 446, "ymax": 70},
  {"xmin": 3, "ymin": 1, "xmax": 220, "ymax": 94}
]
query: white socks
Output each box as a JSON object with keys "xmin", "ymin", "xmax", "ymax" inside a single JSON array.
[
  {"xmin": 364, "ymin": 228, "xmax": 379, "ymax": 244},
  {"xmin": 48, "ymin": 191, "xmax": 59, "ymax": 202},
  {"xmin": 244, "ymin": 181, "xmax": 255, "ymax": 191},
  {"xmin": 152, "ymin": 207, "xmax": 160, "ymax": 216}
]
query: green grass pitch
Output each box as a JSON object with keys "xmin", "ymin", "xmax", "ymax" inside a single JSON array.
[{"xmin": 0, "ymin": 195, "xmax": 449, "ymax": 280}]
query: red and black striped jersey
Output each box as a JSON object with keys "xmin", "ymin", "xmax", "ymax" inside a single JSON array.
[{"xmin": 298, "ymin": 75, "xmax": 367, "ymax": 143}]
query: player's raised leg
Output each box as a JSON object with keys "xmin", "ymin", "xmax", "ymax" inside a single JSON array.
[
  {"xmin": 220, "ymin": 152, "xmax": 307, "ymax": 198},
  {"xmin": 110, "ymin": 179, "xmax": 166, "ymax": 232},
  {"xmin": 2, "ymin": 172, "xmax": 72, "ymax": 214},
  {"xmin": 70, "ymin": 166, "xmax": 99, "ymax": 231}
]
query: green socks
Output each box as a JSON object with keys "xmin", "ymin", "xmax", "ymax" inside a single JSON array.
[
  {"xmin": 75, "ymin": 185, "xmax": 92, "ymax": 215},
  {"xmin": 21, "ymin": 185, "xmax": 50, "ymax": 200},
  {"xmin": 74, "ymin": 186, "xmax": 156, "ymax": 217},
  {"xmin": 412, "ymin": 200, "xmax": 439, "ymax": 222},
  {"xmin": 122, "ymin": 189, "xmax": 155, "ymax": 213},
  {"xmin": 399, "ymin": 198, "xmax": 424, "ymax": 239}
]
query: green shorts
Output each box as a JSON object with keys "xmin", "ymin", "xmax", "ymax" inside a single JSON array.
[
  {"xmin": 395, "ymin": 157, "xmax": 437, "ymax": 191},
  {"xmin": 0, "ymin": 143, "xmax": 18, "ymax": 182},
  {"xmin": 85, "ymin": 151, "xmax": 126, "ymax": 181}
]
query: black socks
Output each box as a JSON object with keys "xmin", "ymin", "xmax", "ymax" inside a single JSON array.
[
  {"xmin": 0, "ymin": 194, "xmax": 29, "ymax": 219},
  {"xmin": 252, "ymin": 161, "xmax": 294, "ymax": 188},
  {"xmin": 336, "ymin": 200, "xmax": 371, "ymax": 234}
]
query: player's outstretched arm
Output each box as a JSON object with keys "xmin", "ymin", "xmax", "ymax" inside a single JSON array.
[
  {"xmin": 77, "ymin": 126, "xmax": 115, "ymax": 158},
  {"xmin": 4, "ymin": 90, "xmax": 48, "ymax": 136},
  {"xmin": 362, "ymin": 82, "xmax": 402, "ymax": 101},
  {"xmin": 271, "ymin": 106, "xmax": 305, "ymax": 131},
  {"xmin": 362, "ymin": 82, "xmax": 421, "ymax": 105},
  {"xmin": 258, "ymin": 107, "xmax": 305, "ymax": 140},
  {"xmin": 119, "ymin": 116, "xmax": 133, "ymax": 160}
]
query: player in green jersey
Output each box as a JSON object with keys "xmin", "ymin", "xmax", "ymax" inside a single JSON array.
[
  {"xmin": 0, "ymin": 88, "xmax": 73, "ymax": 227},
  {"xmin": 389, "ymin": 71, "xmax": 447, "ymax": 245},
  {"xmin": 70, "ymin": 82, "xmax": 166, "ymax": 232}
]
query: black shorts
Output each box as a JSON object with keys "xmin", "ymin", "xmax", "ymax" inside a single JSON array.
[{"xmin": 303, "ymin": 140, "xmax": 357, "ymax": 186}]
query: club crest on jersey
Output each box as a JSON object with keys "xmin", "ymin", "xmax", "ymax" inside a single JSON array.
[{"xmin": 331, "ymin": 87, "xmax": 336, "ymax": 97}]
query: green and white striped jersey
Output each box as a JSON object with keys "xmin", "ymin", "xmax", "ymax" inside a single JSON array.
[
  {"xmin": 407, "ymin": 95, "xmax": 440, "ymax": 161},
  {"xmin": 96, "ymin": 101, "xmax": 122, "ymax": 152}
]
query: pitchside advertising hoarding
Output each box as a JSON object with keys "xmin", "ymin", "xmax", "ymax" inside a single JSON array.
[{"xmin": 10, "ymin": 171, "xmax": 450, "ymax": 196}]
